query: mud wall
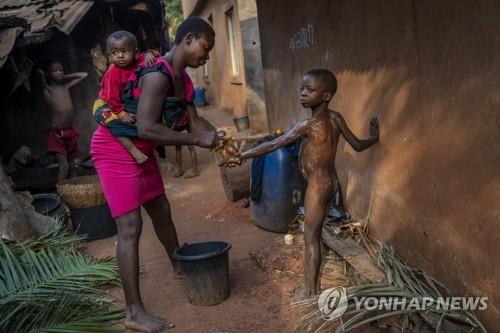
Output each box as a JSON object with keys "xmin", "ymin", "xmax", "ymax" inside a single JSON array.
[
  {"xmin": 257, "ymin": 0, "xmax": 500, "ymax": 328},
  {"xmin": 187, "ymin": 0, "xmax": 248, "ymax": 120},
  {"xmin": 185, "ymin": 0, "xmax": 269, "ymax": 133}
]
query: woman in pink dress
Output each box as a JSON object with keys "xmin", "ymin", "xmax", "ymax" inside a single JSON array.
[{"xmin": 91, "ymin": 18, "xmax": 217, "ymax": 332}]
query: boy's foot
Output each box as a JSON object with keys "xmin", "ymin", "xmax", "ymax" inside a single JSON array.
[
  {"xmin": 289, "ymin": 286, "xmax": 317, "ymax": 304},
  {"xmin": 183, "ymin": 168, "xmax": 199, "ymax": 179},
  {"xmin": 131, "ymin": 151, "xmax": 148, "ymax": 164},
  {"xmin": 124, "ymin": 310, "xmax": 174, "ymax": 333},
  {"xmin": 173, "ymin": 169, "xmax": 184, "ymax": 177}
]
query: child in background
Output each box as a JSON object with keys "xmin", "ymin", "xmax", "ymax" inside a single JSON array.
[{"xmin": 38, "ymin": 61, "xmax": 88, "ymax": 181}]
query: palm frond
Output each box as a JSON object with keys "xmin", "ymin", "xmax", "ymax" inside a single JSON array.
[
  {"xmin": 2, "ymin": 218, "xmax": 86, "ymax": 257},
  {"xmin": 0, "ymin": 240, "xmax": 122, "ymax": 331},
  {"xmin": 5, "ymin": 295, "xmax": 124, "ymax": 333},
  {"xmin": 294, "ymin": 241, "xmax": 487, "ymax": 333}
]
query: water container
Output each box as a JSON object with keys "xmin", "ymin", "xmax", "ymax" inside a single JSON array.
[
  {"xmin": 193, "ymin": 87, "xmax": 206, "ymax": 107},
  {"xmin": 31, "ymin": 193, "xmax": 67, "ymax": 222},
  {"xmin": 173, "ymin": 241, "xmax": 232, "ymax": 306},
  {"xmin": 70, "ymin": 203, "xmax": 117, "ymax": 241},
  {"xmin": 251, "ymin": 144, "xmax": 306, "ymax": 232}
]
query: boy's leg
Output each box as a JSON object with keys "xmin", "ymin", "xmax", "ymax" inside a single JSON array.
[
  {"xmin": 68, "ymin": 160, "xmax": 77, "ymax": 179},
  {"xmin": 117, "ymin": 137, "xmax": 148, "ymax": 164},
  {"xmin": 183, "ymin": 145, "xmax": 199, "ymax": 178},
  {"xmin": 116, "ymin": 208, "xmax": 173, "ymax": 332},
  {"xmin": 173, "ymin": 145, "xmax": 184, "ymax": 177},
  {"xmin": 303, "ymin": 178, "xmax": 331, "ymax": 296},
  {"xmin": 155, "ymin": 145, "xmax": 166, "ymax": 159},
  {"xmin": 55, "ymin": 153, "xmax": 69, "ymax": 182},
  {"xmin": 143, "ymin": 194, "xmax": 181, "ymax": 274}
]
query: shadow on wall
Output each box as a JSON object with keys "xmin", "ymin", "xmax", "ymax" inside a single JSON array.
[
  {"xmin": 335, "ymin": 63, "xmax": 500, "ymax": 328},
  {"xmin": 257, "ymin": 0, "xmax": 500, "ymax": 327}
]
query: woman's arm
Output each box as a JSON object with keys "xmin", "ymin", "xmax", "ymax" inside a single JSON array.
[
  {"xmin": 186, "ymin": 104, "xmax": 212, "ymax": 134},
  {"xmin": 137, "ymin": 72, "xmax": 215, "ymax": 147}
]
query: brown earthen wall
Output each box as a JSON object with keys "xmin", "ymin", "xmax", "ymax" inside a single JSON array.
[
  {"xmin": 257, "ymin": 0, "xmax": 500, "ymax": 328},
  {"xmin": 188, "ymin": 0, "xmax": 248, "ymax": 120}
]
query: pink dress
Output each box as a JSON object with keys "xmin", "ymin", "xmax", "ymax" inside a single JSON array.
[{"xmin": 91, "ymin": 57, "xmax": 194, "ymax": 218}]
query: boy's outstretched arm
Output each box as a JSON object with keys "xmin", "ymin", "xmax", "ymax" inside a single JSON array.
[
  {"xmin": 335, "ymin": 112, "xmax": 379, "ymax": 152},
  {"xmin": 64, "ymin": 72, "xmax": 88, "ymax": 89},
  {"xmin": 240, "ymin": 121, "xmax": 309, "ymax": 160},
  {"xmin": 37, "ymin": 69, "xmax": 47, "ymax": 88}
]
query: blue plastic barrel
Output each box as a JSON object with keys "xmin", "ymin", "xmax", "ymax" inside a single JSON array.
[
  {"xmin": 193, "ymin": 87, "xmax": 206, "ymax": 107},
  {"xmin": 251, "ymin": 144, "xmax": 307, "ymax": 232}
]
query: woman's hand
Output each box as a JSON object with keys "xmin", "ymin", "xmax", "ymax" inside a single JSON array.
[
  {"xmin": 218, "ymin": 143, "xmax": 243, "ymax": 167},
  {"xmin": 194, "ymin": 131, "xmax": 217, "ymax": 148}
]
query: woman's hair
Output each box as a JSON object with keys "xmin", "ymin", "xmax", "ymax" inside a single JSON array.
[{"xmin": 174, "ymin": 17, "xmax": 215, "ymax": 44}]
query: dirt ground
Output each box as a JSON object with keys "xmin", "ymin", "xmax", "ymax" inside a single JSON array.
[{"xmin": 86, "ymin": 147, "xmax": 300, "ymax": 333}]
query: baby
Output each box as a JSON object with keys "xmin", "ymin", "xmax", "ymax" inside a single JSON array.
[{"xmin": 93, "ymin": 30, "xmax": 157, "ymax": 163}]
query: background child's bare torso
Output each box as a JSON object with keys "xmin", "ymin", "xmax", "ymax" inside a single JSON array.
[{"xmin": 43, "ymin": 84, "xmax": 75, "ymax": 128}]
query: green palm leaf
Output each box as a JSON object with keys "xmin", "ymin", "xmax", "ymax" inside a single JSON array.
[
  {"xmin": 0, "ymin": 240, "xmax": 123, "ymax": 332},
  {"xmin": 1, "ymin": 218, "xmax": 86, "ymax": 257},
  {"xmin": 5, "ymin": 296, "xmax": 124, "ymax": 333},
  {"xmin": 294, "ymin": 241, "xmax": 487, "ymax": 332}
]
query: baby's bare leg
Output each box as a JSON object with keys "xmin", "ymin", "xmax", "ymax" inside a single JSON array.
[
  {"xmin": 303, "ymin": 176, "xmax": 333, "ymax": 296},
  {"xmin": 117, "ymin": 137, "xmax": 148, "ymax": 164}
]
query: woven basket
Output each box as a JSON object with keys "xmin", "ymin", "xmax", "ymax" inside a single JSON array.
[{"xmin": 56, "ymin": 175, "xmax": 106, "ymax": 209}]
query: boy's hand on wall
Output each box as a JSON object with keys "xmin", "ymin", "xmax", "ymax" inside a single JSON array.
[{"xmin": 369, "ymin": 117, "xmax": 379, "ymax": 140}]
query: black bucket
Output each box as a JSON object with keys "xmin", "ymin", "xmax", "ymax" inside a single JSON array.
[
  {"xmin": 173, "ymin": 241, "xmax": 232, "ymax": 306},
  {"xmin": 31, "ymin": 193, "xmax": 67, "ymax": 222},
  {"xmin": 70, "ymin": 204, "xmax": 117, "ymax": 241}
]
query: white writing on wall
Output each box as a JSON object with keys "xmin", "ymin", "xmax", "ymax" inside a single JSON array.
[{"xmin": 289, "ymin": 24, "xmax": 314, "ymax": 50}]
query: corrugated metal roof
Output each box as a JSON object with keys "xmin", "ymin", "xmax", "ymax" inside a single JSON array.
[
  {"xmin": 0, "ymin": 0, "xmax": 93, "ymax": 35},
  {"xmin": 0, "ymin": 0, "xmax": 44, "ymax": 9}
]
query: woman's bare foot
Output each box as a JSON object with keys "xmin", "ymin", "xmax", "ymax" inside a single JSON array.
[
  {"xmin": 183, "ymin": 168, "xmax": 199, "ymax": 179},
  {"xmin": 131, "ymin": 150, "xmax": 148, "ymax": 164},
  {"xmin": 124, "ymin": 309, "xmax": 174, "ymax": 332}
]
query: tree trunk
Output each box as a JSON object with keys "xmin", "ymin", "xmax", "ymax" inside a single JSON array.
[{"xmin": 0, "ymin": 166, "xmax": 34, "ymax": 240}]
